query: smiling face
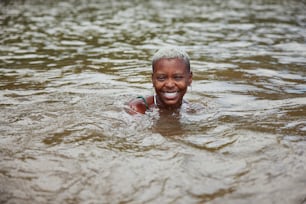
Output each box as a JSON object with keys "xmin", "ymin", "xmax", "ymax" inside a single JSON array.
[{"xmin": 152, "ymin": 58, "xmax": 192, "ymax": 109}]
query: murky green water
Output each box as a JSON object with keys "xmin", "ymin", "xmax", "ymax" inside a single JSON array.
[{"xmin": 1, "ymin": 0, "xmax": 306, "ymax": 203}]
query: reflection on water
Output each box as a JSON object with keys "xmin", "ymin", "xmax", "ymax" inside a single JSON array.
[{"xmin": 1, "ymin": 0, "xmax": 306, "ymax": 203}]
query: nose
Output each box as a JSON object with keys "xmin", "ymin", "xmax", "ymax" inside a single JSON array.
[{"xmin": 165, "ymin": 78, "xmax": 175, "ymax": 88}]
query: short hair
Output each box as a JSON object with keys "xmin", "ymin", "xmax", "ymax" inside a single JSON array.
[{"xmin": 152, "ymin": 46, "xmax": 191, "ymax": 72}]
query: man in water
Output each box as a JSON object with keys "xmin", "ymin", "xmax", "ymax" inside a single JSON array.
[{"xmin": 128, "ymin": 46, "xmax": 193, "ymax": 114}]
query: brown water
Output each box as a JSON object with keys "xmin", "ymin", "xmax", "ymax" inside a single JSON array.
[{"xmin": 1, "ymin": 0, "xmax": 306, "ymax": 203}]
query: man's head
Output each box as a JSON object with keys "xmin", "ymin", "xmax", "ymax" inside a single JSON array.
[{"xmin": 151, "ymin": 46, "xmax": 192, "ymax": 109}]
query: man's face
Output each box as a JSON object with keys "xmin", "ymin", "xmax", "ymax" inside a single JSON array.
[{"xmin": 152, "ymin": 58, "xmax": 192, "ymax": 109}]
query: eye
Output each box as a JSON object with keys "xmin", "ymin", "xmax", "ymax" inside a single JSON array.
[
  {"xmin": 156, "ymin": 75, "xmax": 166, "ymax": 81},
  {"xmin": 174, "ymin": 75, "xmax": 184, "ymax": 81}
]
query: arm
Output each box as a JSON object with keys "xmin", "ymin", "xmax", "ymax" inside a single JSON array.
[{"xmin": 127, "ymin": 98, "xmax": 147, "ymax": 114}]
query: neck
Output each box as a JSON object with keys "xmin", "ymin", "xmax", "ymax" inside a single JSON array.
[{"xmin": 154, "ymin": 95, "xmax": 182, "ymax": 110}]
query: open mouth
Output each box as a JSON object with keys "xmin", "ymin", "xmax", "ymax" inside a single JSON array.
[{"xmin": 163, "ymin": 91, "xmax": 179, "ymax": 99}]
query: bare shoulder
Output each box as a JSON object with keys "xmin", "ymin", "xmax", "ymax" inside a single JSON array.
[
  {"xmin": 128, "ymin": 98, "xmax": 147, "ymax": 114},
  {"xmin": 127, "ymin": 96, "xmax": 154, "ymax": 115}
]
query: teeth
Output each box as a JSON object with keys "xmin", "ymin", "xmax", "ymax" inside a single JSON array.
[{"xmin": 164, "ymin": 92, "xmax": 178, "ymax": 98}]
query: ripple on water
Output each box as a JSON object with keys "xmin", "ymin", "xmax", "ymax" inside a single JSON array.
[{"xmin": 1, "ymin": 0, "xmax": 306, "ymax": 203}]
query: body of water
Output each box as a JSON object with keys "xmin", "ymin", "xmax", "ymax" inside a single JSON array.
[{"xmin": 0, "ymin": 0, "xmax": 306, "ymax": 203}]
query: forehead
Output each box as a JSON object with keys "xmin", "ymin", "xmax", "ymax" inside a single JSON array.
[{"xmin": 153, "ymin": 58, "xmax": 188, "ymax": 73}]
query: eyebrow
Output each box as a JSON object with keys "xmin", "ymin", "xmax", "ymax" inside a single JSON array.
[{"xmin": 154, "ymin": 70, "xmax": 186, "ymax": 74}]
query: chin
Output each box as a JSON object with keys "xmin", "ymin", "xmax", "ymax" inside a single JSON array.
[
  {"xmin": 163, "ymin": 100, "xmax": 182, "ymax": 108},
  {"xmin": 156, "ymin": 94, "xmax": 183, "ymax": 108}
]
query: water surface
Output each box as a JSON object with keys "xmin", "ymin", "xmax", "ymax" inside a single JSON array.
[{"xmin": 0, "ymin": 0, "xmax": 306, "ymax": 203}]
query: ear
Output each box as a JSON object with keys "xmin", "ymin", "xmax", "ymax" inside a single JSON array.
[
  {"xmin": 188, "ymin": 72, "xmax": 193, "ymax": 86},
  {"xmin": 152, "ymin": 73, "xmax": 156, "ymax": 87}
]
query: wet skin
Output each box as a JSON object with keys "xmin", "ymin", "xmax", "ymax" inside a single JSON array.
[
  {"xmin": 152, "ymin": 58, "xmax": 192, "ymax": 110},
  {"xmin": 128, "ymin": 58, "xmax": 192, "ymax": 114}
]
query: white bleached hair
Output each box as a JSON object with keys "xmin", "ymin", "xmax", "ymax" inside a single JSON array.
[{"xmin": 152, "ymin": 46, "xmax": 191, "ymax": 72}]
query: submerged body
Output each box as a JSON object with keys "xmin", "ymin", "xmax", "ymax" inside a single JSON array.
[{"xmin": 128, "ymin": 47, "xmax": 192, "ymax": 114}]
